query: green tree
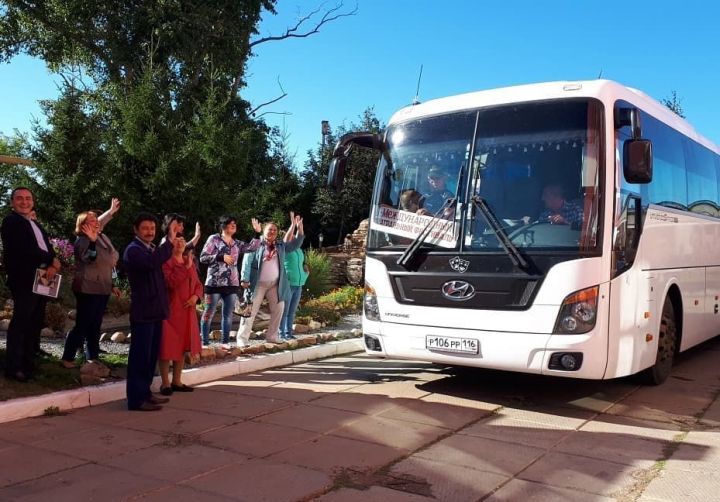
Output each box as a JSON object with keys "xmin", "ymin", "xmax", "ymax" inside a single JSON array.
[
  {"xmin": 303, "ymin": 107, "xmax": 383, "ymax": 245},
  {"xmin": 0, "ymin": 1, "xmax": 356, "ymax": 247},
  {"xmin": 662, "ymin": 90, "xmax": 686, "ymax": 119}
]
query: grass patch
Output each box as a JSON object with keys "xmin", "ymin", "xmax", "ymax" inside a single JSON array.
[
  {"xmin": 99, "ymin": 353, "xmax": 129, "ymax": 368},
  {"xmin": 0, "ymin": 350, "xmax": 82, "ymax": 401}
]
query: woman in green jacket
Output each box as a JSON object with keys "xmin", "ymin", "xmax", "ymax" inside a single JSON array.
[{"xmin": 280, "ymin": 215, "xmax": 308, "ymax": 340}]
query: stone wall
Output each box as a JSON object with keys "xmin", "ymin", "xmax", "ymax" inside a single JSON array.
[{"xmin": 318, "ymin": 218, "xmax": 368, "ymax": 289}]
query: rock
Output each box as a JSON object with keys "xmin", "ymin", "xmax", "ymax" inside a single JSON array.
[
  {"xmin": 262, "ymin": 343, "xmax": 278, "ymax": 352},
  {"xmin": 214, "ymin": 346, "xmax": 228, "ymax": 358},
  {"xmin": 286, "ymin": 340, "xmax": 299, "ymax": 350},
  {"xmin": 80, "ymin": 374, "xmax": 104, "ymax": 386},
  {"xmin": 99, "ymin": 332, "xmax": 112, "ymax": 342},
  {"xmin": 67, "ymin": 309, "xmax": 77, "ymax": 320},
  {"xmin": 0, "ymin": 319, "xmax": 9, "ymax": 331},
  {"xmin": 297, "ymin": 337, "xmax": 317, "ymax": 348},
  {"xmin": 351, "ymin": 328, "xmax": 363, "ymax": 337},
  {"xmin": 293, "ymin": 324, "xmax": 310, "ymax": 334},
  {"xmin": 346, "ymin": 257, "xmax": 365, "ymax": 286},
  {"xmin": 229, "ymin": 347, "xmax": 244, "ymax": 357},
  {"xmin": 209, "ymin": 330, "xmax": 222, "ymax": 341},
  {"xmin": 201, "ymin": 346, "xmax": 216, "ymax": 359},
  {"xmin": 241, "ymin": 345, "xmax": 264, "ymax": 355},
  {"xmin": 110, "ymin": 331, "xmax": 127, "ymax": 343},
  {"xmin": 274, "ymin": 342, "xmax": 289, "ymax": 351},
  {"xmin": 320, "ymin": 333, "xmax": 334, "ymax": 342},
  {"xmin": 80, "ymin": 361, "xmax": 111, "ymax": 378},
  {"xmin": 40, "ymin": 327, "xmax": 55, "ymax": 338},
  {"xmin": 4, "ymin": 299, "xmax": 13, "ymax": 309},
  {"xmin": 321, "ymin": 322, "xmax": 327, "ymax": 328},
  {"xmin": 308, "ymin": 320, "xmax": 322, "ymax": 331}
]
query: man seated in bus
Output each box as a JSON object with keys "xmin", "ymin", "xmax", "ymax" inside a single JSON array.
[
  {"xmin": 418, "ymin": 166, "xmax": 454, "ymax": 216},
  {"xmin": 532, "ymin": 184, "xmax": 583, "ymax": 226},
  {"xmin": 399, "ymin": 189, "xmax": 422, "ymax": 213}
]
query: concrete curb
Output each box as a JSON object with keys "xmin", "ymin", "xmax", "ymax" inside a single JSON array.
[{"xmin": 0, "ymin": 338, "xmax": 364, "ymax": 424}]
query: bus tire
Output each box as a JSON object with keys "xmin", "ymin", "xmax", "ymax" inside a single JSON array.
[{"xmin": 642, "ymin": 297, "xmax": 677, "ymax": 385}]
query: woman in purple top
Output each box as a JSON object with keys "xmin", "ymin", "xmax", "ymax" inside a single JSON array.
[{"xmin": 199, "ymin": 215, "xmax": 261, "ymax": 345}]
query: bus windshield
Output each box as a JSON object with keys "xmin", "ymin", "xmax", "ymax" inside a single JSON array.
[{"xmin": 368, "ymin": 99, "xmax": 603, "ymax": 253}]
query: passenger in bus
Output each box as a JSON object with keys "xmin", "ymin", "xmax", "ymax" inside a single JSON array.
[
  {"xmin": 418, "ymin": 166, "xmax": 454, "ymax": 216},
  {"xmin": 532, "ymin": 184, "xmax": 583, "ymax": 226},
  {"xmin": 399, "ymin": 189, "xmax": 422, "ymax": 213}
]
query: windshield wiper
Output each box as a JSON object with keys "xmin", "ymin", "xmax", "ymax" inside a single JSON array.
[
  {"xmin": 471, "ymin": 195, "xmax": 532, "ymax": 271},
  {"xmin": 396, "ymin": 197, "xmax": 457, "ymax": 269}
]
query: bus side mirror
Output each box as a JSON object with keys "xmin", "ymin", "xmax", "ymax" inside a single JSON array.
[
  {"xmin": 327, "ymin": 157, "xmax": 348, "ymax": 191},
  {"xmin": 623, "ymin": 139, "xmax": 653, "ymax": 184}
]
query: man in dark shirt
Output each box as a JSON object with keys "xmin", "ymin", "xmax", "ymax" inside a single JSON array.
[
  {"xmin": 123, "ymin": 212, "xmax": 179, "ymax": 411},
  {"xmin": 0, "ymin": 187, "xmax": 60, "ymax": 381},
  {"xmin": 538, "ymin": 185, "xmax": 583, "ymax": 226},
  {"xmin": 418, "ymin": 166, "xmax": 454, "ymax": 216}
]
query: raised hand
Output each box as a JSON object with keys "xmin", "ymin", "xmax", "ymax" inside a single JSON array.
[
  {"xmin": 109, "ymin": 198, "xmax": 121, "ymax": 214},
  {"xmin": 194, "ymin": 221, "xmax": 201, "ymax": 239},
  {"xmin": 168, "ymin": 220, "xmax": 181, "ymax": 243},
  {"xmin": 251, "ymin": 217, "xmax": 261, "ymax": 233},
  {"xmin": 81, "ymin": 222, "xmax": 98, "ymax": 242}
]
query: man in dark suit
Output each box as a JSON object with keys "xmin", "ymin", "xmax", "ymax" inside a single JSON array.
[
  {"xmin": 123, "ymin": 212, "xmax": 179, "ymax": 411},
  {"xmin": 0, "ymin": 187, "xmax": 60, "ymax": 381}
]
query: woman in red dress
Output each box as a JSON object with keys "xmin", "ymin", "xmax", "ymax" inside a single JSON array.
[{"xmin": 159, "ymin": 237, "xmax": 202, "ymax": 394}]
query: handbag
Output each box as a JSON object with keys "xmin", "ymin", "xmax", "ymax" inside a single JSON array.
[{"xmin": 235, "ymin": 287, "xmax": 253, "ymax": 317}]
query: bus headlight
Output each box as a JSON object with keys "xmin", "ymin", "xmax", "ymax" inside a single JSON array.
[
  {"xmin": 364, "ymin": 282, "xmax": 381, "ymax": 321},
  {"xmin": 553, "ymin": 286, "xmax": 599, "ymax": 334}
]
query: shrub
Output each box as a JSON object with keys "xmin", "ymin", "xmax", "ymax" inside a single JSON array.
[
  {"xmin": 318, "ymin": 286, "xmax": 363, "ymax": 314},
  {"xmin": 296, "ymin": 286, "xmax": 363, "ymax": 325},
  {"xmin": 303, "ymin": 249, "xmax": 332, "ymax": 298},
  {"xmin": 106, "ymin": 293, "xmax": 131, "ymax": 317},
  {"xmin": 45, "ymin": 301, "xmax": 67, "ymax": 332},
  {"xmin": 297, "ymin": 298, "xmax": 341, "ymax": 324}
]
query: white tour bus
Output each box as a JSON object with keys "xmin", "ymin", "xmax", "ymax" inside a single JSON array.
[{"xmin": 328, "ymin": 80, "xmax": 720, "ymax": 384}]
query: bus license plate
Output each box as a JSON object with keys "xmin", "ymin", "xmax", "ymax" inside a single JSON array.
[{"xmin": 426, "ymin": 335, "xmax": 479, "ymax": 355}]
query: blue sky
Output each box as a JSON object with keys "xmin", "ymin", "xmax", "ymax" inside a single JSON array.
[{"xmin": 2, "ymin": 0, "xmax": 719, "ymax": 167}]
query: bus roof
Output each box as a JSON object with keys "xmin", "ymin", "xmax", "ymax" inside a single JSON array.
[{"xmin": 388, "ymin": 80, "xmax": 719, "ymax": 155}]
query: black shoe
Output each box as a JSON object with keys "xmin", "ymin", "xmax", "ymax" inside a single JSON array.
[
  {"xmin": 148, "ymin": 394, "xmax": 170, "ymax": 405},
  {"xmin": 7, "ymin": 371, "xmax": 32, "ymax": 382},
  {"xmin": 171, "ymin": 383, "xmax": 194, "ymax": 392},
  {"xmin": 160, "ymin": 386, "xmax": 173, "ymax": 396},
  {"xmin": 130, "ymin": 402, "xmax": 162, "ymax": 412}
]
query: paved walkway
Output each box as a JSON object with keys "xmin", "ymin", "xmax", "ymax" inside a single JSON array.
[{"xmin": 0, "ymin": 338, "xmax": 719, "ymax": 501}]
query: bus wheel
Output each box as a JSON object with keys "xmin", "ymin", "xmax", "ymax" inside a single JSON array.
[{"xmin": 642, "ymin": 297, "xmax": 677, "ymax": 385}]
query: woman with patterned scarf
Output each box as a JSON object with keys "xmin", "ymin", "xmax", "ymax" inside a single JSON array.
[{"xmin": 238, "ymin": 214, "xmax": 305, "ymax": 345}]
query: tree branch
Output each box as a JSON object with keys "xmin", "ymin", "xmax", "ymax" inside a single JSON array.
[
  {"xmin": 249, "ymin": 77, "xmax": 288, "ymax": 116},
  {"xmin": 249, "ymin": 2, "xmax": 358, "ymax": 48}
]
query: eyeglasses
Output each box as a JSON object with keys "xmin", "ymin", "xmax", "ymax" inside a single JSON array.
[{"xmin": 428, "ymin": 175, "xmax": 445, "ymax": 180}]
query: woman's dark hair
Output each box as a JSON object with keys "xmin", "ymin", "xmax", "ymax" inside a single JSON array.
[
  {"xmin": 162, "ymin": 213, "xmax": 186, "ymax": 233},
  {"xmin": 218, "ymin": 214, "xmax": 236, "ymax": 231}
]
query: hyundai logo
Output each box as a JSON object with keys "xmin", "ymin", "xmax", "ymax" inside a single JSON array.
[{"xmin": 441, "ymin": 280, "xmax": 475, "ymax": 301}]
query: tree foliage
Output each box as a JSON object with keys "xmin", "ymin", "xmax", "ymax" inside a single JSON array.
[
  {"xmin": 662, "ymin": 90, "xmax": 686, "ymax": 119},
  {"xmin": 301, "ymin": 107, "xmax": 383, "ymax": 246}
]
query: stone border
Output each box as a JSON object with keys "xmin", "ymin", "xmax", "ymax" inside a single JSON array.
[{"xmin": 0, "ymin": 338, "xmax": 364, "ymax": 424}]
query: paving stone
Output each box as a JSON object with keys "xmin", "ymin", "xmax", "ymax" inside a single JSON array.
[
  {"xmin": 182, "ymin": 458, "xmax": 332, "ymax": 502},
  {"xmin": 32, "ymin": 424, "xmax": 164, "ymax": 462},
  {"xmin": 114, "ymin": 406, "xmax": 243, "ymax": 435},
  {"xmin": 640, "ymin": 468, "xmax": 720, "ymax": 502},
  {"xmin": 390, "ymin": 455, "xmax": 508, "ymax": 501},
  {"xmin": 414, "ymin": 434, "xmax": 544, "ymax": 477},
  {"xmin": 330, "ymin": 414, "xmax": 448, "ymax": 451},
  {"xmin": 268, "ymin": 434, "xmax": 403, "ymax": 475},
  {"xmin": 164, "ymin": 388, "xmax": 295, "ymax": 419},
  {"xmin": 0, "ymin": 463, "xmax": 166, "ymax": 500},
  {"xmin": 316, "ymin": 486, "xmax": 436, "ymax": 501},
  {"xmin": 377, "ymin": 398, "xmax": 487, "ymax": 429},
  {"xmin": 604, "ymin": 402, "xmax": 698, "ymax": 426},
  {"xmin": 0, "ymin": 415, "xmax": 100, "ymax": 445},
  {"xmin": 554, "ymin": 429, "xmax": 668, "ymax": 468},
  {"xmin": 0, "ymin": 444, "xmax": 87, "ymax": 488},
  {"xmin": 459, "ymin": 416, "xmax": 574, "ymax": 449},
  {"xmin": 499, "ymin": 407, "xmax": 595, "ymax": 429},
  {"xmin": 346, "ymin": 380, "xmax": 432, "ymax": 400},
  {"xmin": 254, "ymin": 403, "xmax": 364, "ymax": 433},
  {"xmin": 519, "ymin": 451, "xmax": 641, "ymax": 496},
  {"xmin": 311, "ymin": 392, "xmax": 398, "ymax": 416},
  {"xmin": 576, "ymin": 414, "xmax": 683, "ymax": 442},
  {"xmin": 419, "ymin": 392, "xmax": 501, "ymax": 412},
  {"xmin": 662, "ymin": 435, "xmax": 720, "ymax": 474},
  {"xmin": 131, "ymin": 485, "xmax": 236, "ymax": 501},
  {"xmin": 486, "ymin": 479, "xmax": 614, "ymax": 501},
  {"xmin": 200, "ymin": 420, "xmax": 320, "ymax": 457},
  {"xmin": 100, "ymin": 442, "xmax": 248, "ymax": 482}
]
